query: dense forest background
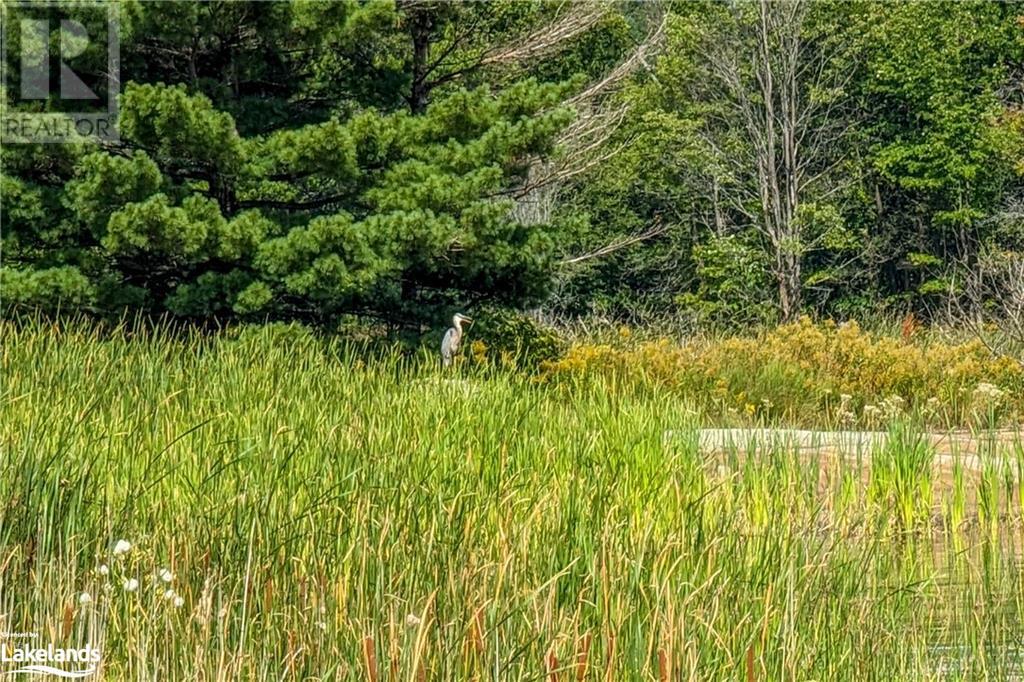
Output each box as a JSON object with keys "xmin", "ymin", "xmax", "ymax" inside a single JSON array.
[{"xmin": 3, "ymin": 0, "xmax": 1023, "ymax": 331}]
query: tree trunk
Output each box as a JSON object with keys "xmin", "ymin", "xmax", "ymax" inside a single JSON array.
[
  {"xmin": 777, "ymin": 251, "xmax": 802, "ymax": 322},
  {"xmin": 702, "ymin": 0, "xmax": 846, "ymax": 323},
  {"xmin": 753, "ymin": 0, "xmax": 804, "ymax": 322},
  {"xmin": 409, "ymin": 9, "xmax": 433, "ymax": 115}
]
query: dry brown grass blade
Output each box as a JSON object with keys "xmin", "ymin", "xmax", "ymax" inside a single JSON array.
[
  {"xmin": 409, "ymin": 591, "xmax": 436, "ymax": 682},
  {"xmin": 604, "ymin": 634, "xmax": 616, "ymax": 682}
]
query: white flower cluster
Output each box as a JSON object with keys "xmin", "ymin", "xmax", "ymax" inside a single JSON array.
[
  {"xmin": 163, "ymin": 588, "xmax": 185, "ymax": 608},
  {"xmin": 972, "ymin": 382, "xmax": 1006, "ymax": 405},
  {"xmin": 838, "ymin": 394, "xmax": 855, "ymax": 425},
  {"xmin": 79, "ymin": 539, "xmax": 185, "ymax": 609},
  {"xmin": 859, "ymin": 394, "xmax": 905, "ymax": 424},
  {"xmin": 880, "ymin": 395, "xmax": 905, "ymax": 420}
]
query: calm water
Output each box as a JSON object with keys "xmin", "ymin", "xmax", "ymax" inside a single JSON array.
[{"xmin": 924, "ymin": 530, "xmax": 1024, "ymax": 679}]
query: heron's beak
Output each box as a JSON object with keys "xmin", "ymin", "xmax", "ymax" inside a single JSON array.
[{"xmin": 464, "ymin": 316, "xmax": 473, "ymax": 325}]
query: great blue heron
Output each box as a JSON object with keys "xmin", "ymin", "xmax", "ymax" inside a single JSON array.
[{"xmin": 441, "ymin": 313, "xmax": 472, "ymax": 367}]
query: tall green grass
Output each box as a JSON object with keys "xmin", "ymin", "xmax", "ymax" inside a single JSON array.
[{"xmin": 1, "ymin": 320, "xmax": 1023, "ymax": 680}]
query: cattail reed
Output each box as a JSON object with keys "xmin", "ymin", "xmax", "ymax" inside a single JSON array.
[
  {"xmin": 657, "ymin": 647, "xmax": 670, "ymax": 682},
  {"xmin": 363, "ymin": 636, "xmax": 378, "ymax": 682},
  {"xmin": 576, "ymin": 633, "xmax": 591, "ymax": 682},
  {"xmin": 4, "ymin": 318, "xmax": 1023, "ymax": 679},
  {"xmin": 62, "ymin": 604, "xmax": 74, "ymax": 640},
  {"xmin": 546, "ymin": 648, "xmax": 560, "ymax": 682}
]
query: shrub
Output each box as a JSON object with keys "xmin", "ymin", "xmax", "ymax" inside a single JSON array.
[
  {"xmin": 461, "ymin": 307, "xmax": 565, "ymax": 369},
  {"xmin": 540, "ymin": 317, "xmax": 1024, "ymax": 426},
  {"xmin": 675, "ymin": 233, "xmax": 777, "ymax": 328}
]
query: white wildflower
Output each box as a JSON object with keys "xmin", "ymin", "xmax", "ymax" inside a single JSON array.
[
  {"xmin": 78, "ymin": 592, "xmax": 92, "ymax": 605},
  {"xmin": 881, "ymin": 395, "xmax": 905, "ymax": 418},
  {"xmin": 173, "ymin": 596, "xmax": 184, "ymax": 608},
  {"xmin": 973, "ymin": 382, "xmax": 1005, "ymax": 404},
  {"xmin": 97, "ymin": 564, "xmax": 109, "ymax": 576},
  {"xmin": 164, "ymin": 589, "xmax": 176, "ymax": 601},
  {"xmin": 406, "ymin": 613, "xmax": 422, "ymax": 627},
  {"xmin": 158, "ymin": 568, "xmax": 173, "ymax": 583},
  {"xmin": 123, "ymin": 578, "xmax": 139, "ymax": 592},
  {"xmin": 112, "ymin": 540, "xmax": 132, "ymax": 556}
]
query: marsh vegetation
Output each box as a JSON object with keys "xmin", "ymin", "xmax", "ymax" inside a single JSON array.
[{"xmin": 3, "ymin": 320, "xmax": 1022, "ymax": 680}]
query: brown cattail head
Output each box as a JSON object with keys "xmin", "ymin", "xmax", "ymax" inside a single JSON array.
[
  {"xmin": 61, "ymin": 604, "xmax": 74, "ymax": 640},
  {"xmin": 468, "ymin": 607, "xmax": 485, "ymax": 657},
  {"xmin": 546, "ymin": 648, "xmax": 560, "ymax": 682},
  {"xmin": 746, "ymin": 644, "xmax": 755, "ymax": 682},
  {"xmin": 576, "ymin": 633, "xmax": 591, "ymax": 682},
  {"xmin": 286, "ymin": 630, "xmax": 296, "ymax": 677},
  {"xmin": 363, "ymin": 635, "xmax": 378, "ymax": 682},
  {"xmin": 657, "ymin": 648, "xmax": 669, "ymax": 682}
]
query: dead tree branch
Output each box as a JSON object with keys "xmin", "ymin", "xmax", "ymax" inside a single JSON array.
[
  {"xmin": 481, "ymin": 3, "xmax": 611, "ymax": 67},
  {"xmin": 947, "ymin": 250, "xmax": 1024, "ymax": 367},
  {"xmin": 507, "ymin": 10, "xmax": 666, "ymax": 220},
  {"xmin": 559, "ymin": 216, "xmax": 669, "ymax": 266}
]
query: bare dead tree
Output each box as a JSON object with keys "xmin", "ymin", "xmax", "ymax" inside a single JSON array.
[
  {"xmin": 948, "ymin": 249, "xmax": 1024, "ymax": 367},
  {"xmin": 509, "ymin": 176, "xmax": 559, "ymax": 227},
  {"xmin": 507, "ymin": 10, "xmax": 667, "ymax": 231},
  {"xmin": 565, "ymin": 11, "xmax": 666, "ymax": 109},
  {"xmin": 697, "ymin": 0, "xmax": 856, "ymax": 321}
]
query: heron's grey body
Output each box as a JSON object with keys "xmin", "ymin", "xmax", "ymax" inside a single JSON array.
[{"xmin": 441, "ymin": 313, "xmax": 472, "ymax": 367}]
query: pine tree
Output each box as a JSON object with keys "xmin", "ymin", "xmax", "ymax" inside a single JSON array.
[{"xmin": 2, "ymin": 1, "xmax": 597, "ymax": 324}]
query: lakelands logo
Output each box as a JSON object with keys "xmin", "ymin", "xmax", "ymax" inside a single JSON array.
[{"xmin": 1, "ymin": 644, "xmax": 100, "ymax": 678}]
